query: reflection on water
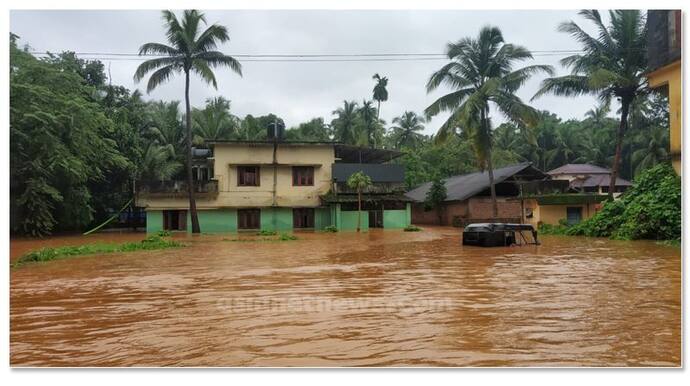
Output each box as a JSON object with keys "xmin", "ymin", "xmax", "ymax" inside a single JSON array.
[{"xmin": 10, "ymin": 228, "xmax": 680, "ymax": 366}]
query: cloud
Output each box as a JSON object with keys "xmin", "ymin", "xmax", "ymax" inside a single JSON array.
[{"xmin": 10, "ymin": 9, "xmax": 603, "ymax": 134}]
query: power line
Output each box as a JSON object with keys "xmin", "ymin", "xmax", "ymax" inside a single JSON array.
[{"xmin": 27, "ymin": 49, "xmax": 588, "ymax": 63}]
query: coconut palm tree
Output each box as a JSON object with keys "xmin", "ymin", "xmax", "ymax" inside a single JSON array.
[
  {"xmin": 372, "ymin": 73, "xmax": 388, "ymax": 120},
  {"xmin": 390, "ymin": 111, "xmax": 425, "ymax": 149},
  {"xmin": 425, "ymin": 26, "xmax": 553, "ymax": 217},
  {"xmin": 347, "ymin": 171, "xmax": 373, "ymax": 232},
  {"xmin": 332, "ymin": 100, "xmax": 360, "ymax": 145},
  {"xmin": 134, "ymin": 9, "xmax": 242, "ymax": 233},
  {"xmin": 359, "ymin": 100, "xmax": 380, "ymax": 147},
  {"xmin": 192, "ymin": 96, "xmax": 239, "ymax": 145},
  {"xmin": 585, "ymin": 101, "xmax": 611, "ymax": 127},
  {"xmin": 632, "ymin": 125, "xmax": 669, "ymax": 176},
  {"xmin": 145, "ymin": 101, "xmax": 185, "ymax": 155},
  {"xmin": 533, "ymin": 10, "xmax": 647, "ymax": 199}
]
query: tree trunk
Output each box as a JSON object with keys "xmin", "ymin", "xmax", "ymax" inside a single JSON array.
[
  {"xmin": 486, "ymin": 148, "xmax": 498, "ymax": 218},
  {"xmin": 609, "ymin": 97, "xmax": 631, "ymax": 200},
  {"xmin": 185, "ymin": 71, "xmax": 200, "ymax": 233},
  {"xmin": 376, "ymin": 100, "xmax": 381, "ymax": 121},
  {"xmin": 356, "ymin": 189, "xmax": 362, "ymax": 232}
]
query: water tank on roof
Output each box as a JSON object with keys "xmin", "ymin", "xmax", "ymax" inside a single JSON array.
[{"xmin": 266, "ymin": 120, "xmax": 286, "ymax": 141}]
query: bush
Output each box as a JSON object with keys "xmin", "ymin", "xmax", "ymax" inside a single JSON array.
[
  {"xmin": 404, "ymin": 225, "xmax": 422, "ymax": 232},
  {"xmin": 279, "ymin": 233, "xmax": 298, "ymax": 241},
  {"xmin": 538, "ymin": 221, "xmax": 570, "ymax": 235},
  {"xmin": 256, "ymin": 230, "xmax": 277, "ymax": 236},
  {"xmin": 156, "ymin": 230, "xmax": 172, "ymax": 237},
  {"xmin": 323, "ymin": 225, "xmax": 338, "ymax": 233},
  {"xmin": 14, "ymin": 236, "xmax": 184, "ymax": 267},
  {"xmin": 567, "ymin": 164, "xmax": 680, "ymax": 241}
]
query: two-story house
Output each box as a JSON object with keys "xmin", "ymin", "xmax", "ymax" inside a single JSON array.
[{"xmin": 136, "ymin": 135, "xmax": 412, "ymax": 233}]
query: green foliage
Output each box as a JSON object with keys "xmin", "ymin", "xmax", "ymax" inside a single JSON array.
[
  {"xmin": 537, "ymin": 219, "xmax": 571, "ymax": 235},
  {"xmin": 14, "ymin": 235, "xmax": 184, "ymax": 267},
  {"xmin": 424, "ymin": 175, "xmax": 447, "ymax": 224},
  {"xmin": 567, "ymin": 164, "xmax": 680, "ymax": 240},
  {"xmin": 10, "ymin": 40, "xmax": 131, "ymax": 236},
  {"xmin": 323, "ymin": 225, "xmax": 339, "ymax": 233},
  {"xmin": 404, "ymin": 225, "xmax": 422, "ymax": 232},
  {"xmin": 279, "ymin": 233, "xmax": 298, "ymax": 241},
  {"xmin": 257, "ymin": 230, "xmax": 277, "ymax": 236}
]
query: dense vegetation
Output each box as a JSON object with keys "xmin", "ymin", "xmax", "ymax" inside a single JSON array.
[
  {"xmin": 9, "ymin": 10, "xmax": 671, "ymax": 237},
  {"xmin": 564, "ymin": 164, "xmax": 681, "ymax": 241}
]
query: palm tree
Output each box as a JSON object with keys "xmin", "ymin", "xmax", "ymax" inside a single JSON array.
[
  {"xmin": 346, "ymin": 171, "xmax": 373, "ymax": 232},
  {"xmin": 372, "ymin": 73, "xmax": 388, "ymax": 120},
  {"xmin": 134, "ymin": 9, "xmax": 242, "ymax": 233},
  {"xmin": 332, "ymin": 100, "xmax": 360, "ymax": 145},
  {"xmin": 192, "ymin": 96, "xmax": 239, "ymax": 145},
  {"xmin": 138, "ymin": 142, "xmax": 182, "ymax": 182},
  {"xmin": 585, "ymin": 101, "xmax": 611, "ymax": 127},
  {"xmin": 533, "ymin": 10, "xmax": 647, "ymax": 199},
  {"xmin": 545, "ymin": 123, "xmax": 583, "ymax": 167},
  {"xmin": 390, "ymin": 111, "xmax": 425, "ymax": 149},
  {"xmin": 146, "ymin": 100, "xmax": 185, "ymax": 155},
  {"xmin": 425, "ymin": 26, "xmax": 553, "ymax": 217},
  {"xmin": 359, "ymin": 100, "xmax": 380, "ymax": 147},
  {"xmin": 632, "ymin": 126, "xmax": 669, "ymax": 176}
]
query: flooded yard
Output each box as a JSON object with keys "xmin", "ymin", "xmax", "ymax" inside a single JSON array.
[{"xmin": 10, "ymin": 227, "xmax": 680, "ymax": 367}]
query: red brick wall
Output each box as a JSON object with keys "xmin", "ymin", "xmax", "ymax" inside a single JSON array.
[
  {"xmin": 467, "ymin": 197, "xmax": 522, "ymax": 219},
  {"xmin": 411, "ymin": 197, "xmax": 523, "ymax": 226}
]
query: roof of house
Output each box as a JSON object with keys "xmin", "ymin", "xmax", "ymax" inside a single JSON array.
[
  {"xmin": 205, "ymin": 140, "xmax": 402, "ymax": 163},
  {"xmin": 547, "ymin": 163, "xmax": 611, "ymax": 175},
  {"xmin": 570, "ymin": 174, "xmax": 633, "ymax": 188},
  {"xmin": 405, "ymin": 162, "xmax": 546, "ymax": 203}
]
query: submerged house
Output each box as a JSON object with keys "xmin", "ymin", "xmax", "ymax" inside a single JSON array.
[
  {"xmin": 406, "ymin": 162, "xmax": 613, "ymax": 227},
  {"xmin": 136, "ymin": 132, "xmax": 411, "ymax": 233},
  {"xmin": 546, "ymin": 163, "xmax": 632, "ymax": 196},
  {"xmin": 405, "ymin": 163, "xmax": 548, "ymax": 226}
]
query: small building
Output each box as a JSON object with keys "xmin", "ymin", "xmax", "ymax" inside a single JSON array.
[
  {"xmin": 136, "ymin": 139, "xmax": 411, "ymax": 233},
  {"xmin": 646, "ymin": 10, "xmax": 681, "ymax": 175},
  {"xmin": 406, "ymin": 162, "xmax": 611, "ymax": 228},
  {"xmin": 547, "ymin": 163, "xmax": 632, "ymax": 196},
  {"xmin": 405, "ymin": 163, "xmax": 548, "ymax": 226}
]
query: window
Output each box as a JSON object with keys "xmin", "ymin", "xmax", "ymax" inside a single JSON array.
[
  {"xmin": 163, "ymin": 210, "xmax": 187, "ymax": 231},
  {"xmin": 237, "ymin": 166, "xmax": 260, "ymax": 186},
  {"xmin": 237, "ymin": 209, "xmax": 261, "ymax": 230},
  {"xmin": 293, "ymin": 208, "xmax": 315, "ymax": 228},
  {"xmin": 566, "ymin": 207, "xmax": 583, "ymax": 225},
  {"xmin": 292, "ymin": 166, "xmax": 314, "ymax": 186}
]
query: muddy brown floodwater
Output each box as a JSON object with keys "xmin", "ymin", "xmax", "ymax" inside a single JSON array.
[{"xmin": 10, "ymin": 227, "xmax": 680, "ymax": 367}]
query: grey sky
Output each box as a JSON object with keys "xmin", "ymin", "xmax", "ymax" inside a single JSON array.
[{"xmin": 10, "ymin": 9, "xmax": 605, "ymax": 134}]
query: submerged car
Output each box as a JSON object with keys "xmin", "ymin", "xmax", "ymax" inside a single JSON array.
[{"xmin": 462, "ymin": 223, "xmax": 539, "ymax": 247}]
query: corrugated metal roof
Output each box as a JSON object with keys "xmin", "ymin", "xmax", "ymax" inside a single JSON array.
[
  {"xmin": 405, "ymin": 162, "xmax": 539, "ymax": 203},
  {"xmin": 547, "ymin": 163, "xmax": 611, "ymax": 175}
]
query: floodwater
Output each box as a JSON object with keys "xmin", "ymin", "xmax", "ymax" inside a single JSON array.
[{"xmin": 10, "ymin": 227, "xmax": 681, "ymax": 367}]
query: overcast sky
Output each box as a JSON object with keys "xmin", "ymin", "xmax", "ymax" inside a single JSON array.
[{"xmin": 10, "ymin": 10, "xmax": 605, "ymax": 134}]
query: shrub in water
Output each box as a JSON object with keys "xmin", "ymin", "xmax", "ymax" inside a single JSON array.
[
  {"xmin": 257, "ymin": 230, "xmax": 277, "ymax": 236},
  {"xmin": 279, "ymin": 233, "xmax": 298, "ymax": 241},
  {"xmin": 323, "ymin": 225, "xmax": 338, "ymax": 233},
  {"xmin": 567, "ymin": 163, "xmax": 680, "ymax": 241},
  {"xmin": 404, "ymin": 225, "xmax": 422, "ymax": 232}
]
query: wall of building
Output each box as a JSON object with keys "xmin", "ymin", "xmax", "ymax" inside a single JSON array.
[
  {"xmin": 647, "ymin": 61, "xmax": 681, "ymax": 175},
  {"xmin": 522, "ymin": 198, "xmax": 600, "ymax": 227},
  {"xmin": 146, "ymin": 210, "xmax": 163, "ymax": 233},
  {"xmin": 136, "ymin": 143, "xmax": 335, "ymax": 210},
  {"xmin": 467, "ymin": 197, "xmax": 522, "ymax": 219},
  {"xmin": 382, "ymin": 204, "xmax": 411, "ymax": 229},
  {"xmin": 339, "ymin": 210, "xmax": 369, "ymax": 232}
]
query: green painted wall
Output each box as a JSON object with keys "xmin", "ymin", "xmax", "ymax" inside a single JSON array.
[
  {"xmin": 383, "ymin": 209, "xmax": 409, "ymax": 229},
  {"xmin": 315, "ymin": 207, "xmax": 331, "ymax": 230},
  {"xmin": 339, "ymin": 210, "xmax": 369, "ymax": 232},
  {"xmin": 260, "ymin": 207, "xmax": 293, "ymax": 232},
  {"xmin": 146, "ymin": 210, "xmax": 163, "ymax": 233},
  {"xmin": 196, "ymin": 209, "xmax": 237, "ymax": 233}
]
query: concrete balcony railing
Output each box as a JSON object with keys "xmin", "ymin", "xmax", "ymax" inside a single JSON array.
[{"xmin": 137, "ymin": 179, "xmax": 219, "ymax": 198}]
